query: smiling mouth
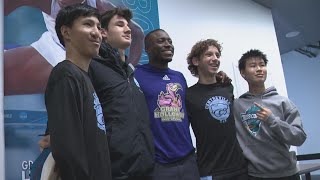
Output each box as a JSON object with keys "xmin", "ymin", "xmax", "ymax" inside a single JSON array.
[
  {"xmin": 162, "ymin": 50, "xmax": 173, "ymax": 55},
  {"xmin": 91, "ymin": 41, "xmax": 101, "ymax": 46},
  {"xmin": 162, "ymin": 49, "xmax": 173, "ymax": 52},
  {"xmin": 123, "ymin": 35, "xmax": 131, "ymax": 40}
]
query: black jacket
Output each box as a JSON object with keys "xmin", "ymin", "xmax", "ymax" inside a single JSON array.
[{"xmin": 89, "ymin": 42, "xmax": 154, "ymax": 179}]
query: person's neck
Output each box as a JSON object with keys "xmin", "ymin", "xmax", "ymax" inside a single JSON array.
[
  {"xmin": 108, "ymin": 42, "xmax": 126, "ymax": 62},
  {"xmin": 66, "ymin": 51, "xmax": 91, "ymax": 72},
  {"xmin": 248, "ymin": 83, "xmax": 266, "ymax": 95},
  {"xmin": 149, "ymin": 60, "xmax": 168, "ymax": 69},
  {"xmin": 198, "ymin": 74, "xmax": 217, "ymax": 85},
  {"xmin": 118, "ymin": 48, "xmax": 126, "ymax": 62}
]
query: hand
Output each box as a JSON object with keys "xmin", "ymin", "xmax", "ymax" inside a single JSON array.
[
  {"xmin": 38, "ymin": 135, "xmax": 50, "ymax": 152},
  {"xmin": 254, "ymin": 102, "xmax": 272, "ymax": 122},
  {"xmin": 216, "ymin": 71, "xmax": 232, "ymax": 84}
]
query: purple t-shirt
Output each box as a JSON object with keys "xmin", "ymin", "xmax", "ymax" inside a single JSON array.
[{"xmin": 135, "ymin": 64, "xmax": 194, "ymax": 164}]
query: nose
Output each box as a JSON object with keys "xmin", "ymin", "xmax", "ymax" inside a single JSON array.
[
  {"xmin": 164, "ymin": 40, "xmax": 173, "ymax": 48},
  {"xmin": 124, "ymin": 25, "xmax": 131, "ymax": 34},
  {"xmin": 91, "ymin": 26, "xmax": 102, "ymax": 40},
  {"xmin": 256, "ymin": 65, "xmax": 262, "ymax": 71},
  {"xmin": 213, "ymin": 54, "xmax": 219, "ymax": 60}
]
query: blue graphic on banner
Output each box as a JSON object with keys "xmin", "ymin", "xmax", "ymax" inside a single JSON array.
[
  {"xmin": 4, "ymin": 7, "xmax": 47, "ymax": 50},
  {"xmin": 109, "ymin": 0, "xmax": 160, "ymax": 64},
  {"xmin": 5, "ymin": 110, "xmax": 47, "ymax": 180}
]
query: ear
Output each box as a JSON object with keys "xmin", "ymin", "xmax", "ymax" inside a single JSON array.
[
  {"xmin": 101, "ymin": 28, "xmax": 107, "ymax": 38},
  {"xmin": 192, "ymin": 57, "xmax": 199, "ymax": 66},
  {"xmin": 145, "ymin": 44, "xmax": 151, "ymax": 53},
  {"xmin": 240, "ymin": 70, "xmax": 246, "ymax": 78},
  {"xmin": 61, "ymin": 25, "xmax": 71, "ymax": 43}
]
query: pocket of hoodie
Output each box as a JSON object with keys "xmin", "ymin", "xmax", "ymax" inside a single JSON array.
[{"xmin": 245, "ymin": 141, "xmax": 296, "ymax": 173}]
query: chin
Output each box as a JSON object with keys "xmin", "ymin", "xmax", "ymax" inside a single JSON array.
[
  {"xmin": 89, "ymin": 50, "xmax": 99, "ymax": 58},
  {"xmin": 165, "ymin": 58, "xmax": 173, "ymax": 62},
  {"xmin": 123, "ymin": 39, "xmax": 132, "ymax": 45},
  {"xmin": 210, "ymin": 70, "xmax": 218, "ymax": 74},
  {"xmin": 119, "ymin": 42, "xmax": 131, "ymax": 49}
]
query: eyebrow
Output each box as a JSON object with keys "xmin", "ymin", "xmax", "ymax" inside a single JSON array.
[
  {"xmin": 157, "ymin": 37, "xmax": 171, "ymax": 40},
  {"xmin": 115, "ymin": 19, "xmax": 127, "ymax": 24}
]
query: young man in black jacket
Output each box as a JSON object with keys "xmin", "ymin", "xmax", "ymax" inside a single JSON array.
[{"xmin": 88, "ymin": 8, "xmax": 154, "ymax": 180}]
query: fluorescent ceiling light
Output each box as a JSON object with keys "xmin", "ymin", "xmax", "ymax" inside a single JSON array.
[{"xmin": 286, "ymin": 31, "xmax": 300, "ymax": 38}]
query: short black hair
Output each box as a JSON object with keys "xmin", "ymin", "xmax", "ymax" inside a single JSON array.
[
  {"xmin": 238, "ymin": 49, "xmax": 268, "ymax": 71},
  {"xmin": 100, "ymin": 8, "xmax": 132, "ymax": 29},
  {"xmin": 144, "ymin": 29, "xmax": 166, "ymax": 50},
  {"xmin": 55, "ymin": 3, "xmax": 100, "ymax": 47}
]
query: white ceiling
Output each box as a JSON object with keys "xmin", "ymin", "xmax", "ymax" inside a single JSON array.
[{"xmin": 253, "ymin": 0, "xmax": 320, "ymax": 56}]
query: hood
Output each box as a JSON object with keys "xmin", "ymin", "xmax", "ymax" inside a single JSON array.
[{"xmin": 239, "ymin": 86, "xmax": 278, "ymax": 99}]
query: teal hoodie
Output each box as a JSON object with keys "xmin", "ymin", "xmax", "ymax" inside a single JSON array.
[{"xmin": 234, "ymin": 86, "xmax": 306, "ymax": 178}]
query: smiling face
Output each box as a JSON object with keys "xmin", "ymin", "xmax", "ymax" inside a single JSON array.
[
  {"xmin": 103, "ymin": 15, "xmax": 131, "ymax": 50},
  {"xmin": 62, "ymin": 15, "xmax": 102, "ymax": 59},
  {"xmin": 240, "ymin": 57, "xmax": 267, "ymax": 86},
  {"xmin": 193, "ymin": 45, "xmax": 221, "ymax": 78},
  {"xmin": 146, "ymin": 30, "xmax": 174, "ymax": 67}
]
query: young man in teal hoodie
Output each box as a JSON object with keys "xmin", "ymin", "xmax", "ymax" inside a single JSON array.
[{"xmin": 234, "ymin": 49, "xmax": 307, "ymax": 180}]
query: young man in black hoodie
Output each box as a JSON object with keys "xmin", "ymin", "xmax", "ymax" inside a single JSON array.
[
  {"xmin": 88, "ymin": 8, "xmax": 155, "ymax": 180},
  {"xmin": 45, "ymin": 4, "xmax": 111, "ymax": 179}
]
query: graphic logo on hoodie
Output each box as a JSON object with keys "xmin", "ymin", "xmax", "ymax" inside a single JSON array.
[
  {"xmin": 205, "ymin": 96, "xmax": 231, "ymax": 123},
  {"xmin": 240, "ymin": 105, "xmax": 261, "ymax": 136},
  {"xmin": 154, "ymin": 83, "xmax": 185, "ymax": 122}
]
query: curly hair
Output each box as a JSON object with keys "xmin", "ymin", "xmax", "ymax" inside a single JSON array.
[
  {"xmin": 187, "ymin": 39, "xmax": 222, "ymax": 76},
  {"xmin": 238, "ymin": 49, "xmax": 268, "ymax": 71}
]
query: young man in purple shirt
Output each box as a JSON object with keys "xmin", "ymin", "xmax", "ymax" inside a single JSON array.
[{"xmin": 135, "ymin": 29, "xmax": 200, "ymax": 180}]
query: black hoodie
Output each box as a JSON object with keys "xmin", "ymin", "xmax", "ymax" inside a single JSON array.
[{"xmin": 88, "ymin": 42, "xmax": 155, "ymax": 179}]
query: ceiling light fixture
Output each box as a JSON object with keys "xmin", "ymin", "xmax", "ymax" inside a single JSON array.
[{"xmin": 285, "ymin": 31, "xmax": 300, "ymax": 38}]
